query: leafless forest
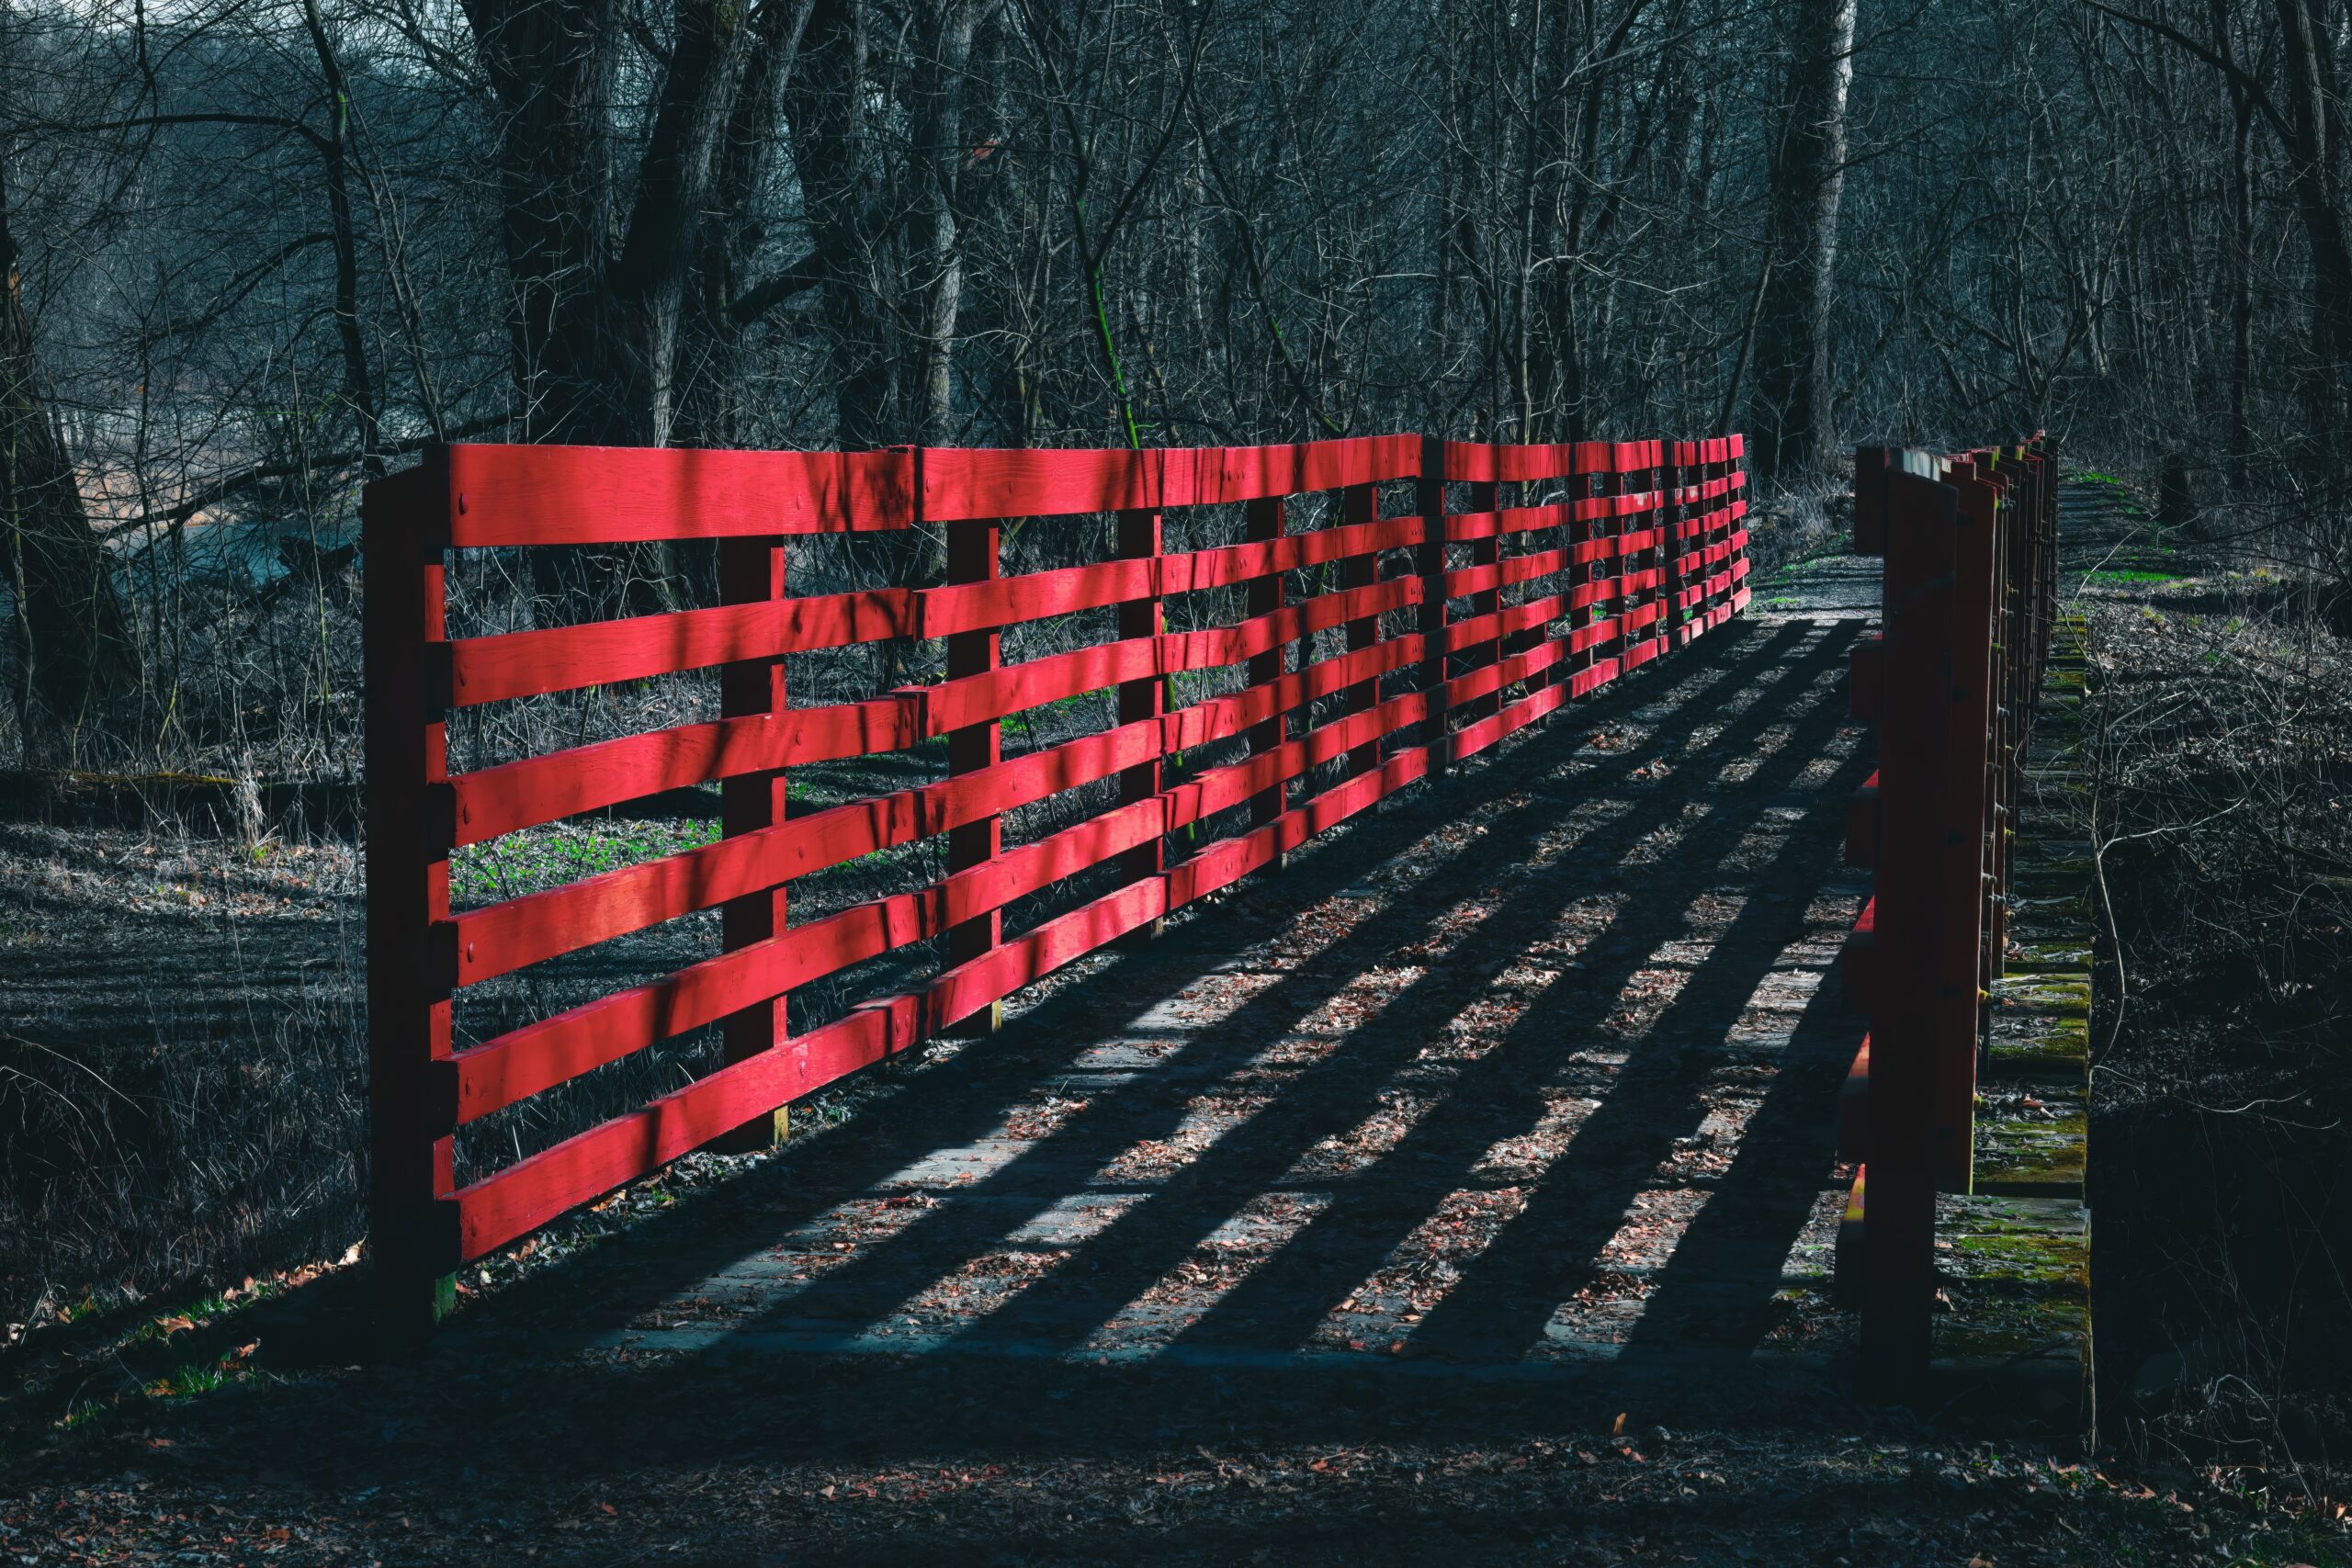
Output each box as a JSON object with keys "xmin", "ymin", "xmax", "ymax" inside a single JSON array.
[
  {"xmin": 3, "ymin": 0, "xmax": 2350, "ymax": 1538},
  {"xmin": 4, "ymin": 0, "xmax": 2346, "ymax": 773}
]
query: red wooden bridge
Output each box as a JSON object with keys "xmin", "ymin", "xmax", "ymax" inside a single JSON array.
[{"xmin": 360, "ymin": 431, "xmax": 2063, "ymax": 1395}]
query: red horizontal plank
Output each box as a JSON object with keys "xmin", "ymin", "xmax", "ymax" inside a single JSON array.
[
  {"xmin": 449, "ymin": 592, "xmax": 914, "ymax": 708},
  {"xmin": 922, "ymin": 436, "xmax": 1420, "ymax": 522},
  {"xmin": 1177, "ymin": 744, "xmax": 1432, "ymax": 907},
  {"xmin": 443, "ymin": 446, "xmax": 915, "ymax": 547},
  {"xmin": 452, "ymin": 998, "xmax": 905, "ymax": 1259},
  {"xmin": 1569, "ymin": 658, "xmax": 1621, "ymax": 697},
  {"xmin": 452, "ymin": 522, "xmax": 1433, "ymax": 716},
  {"xmin": 455, "ymin": 616, "xmax": 1409, "ymax": 854},
  {"xmin": 1568, "ymin": 577, "xmax": 1623, "ymax": 611},
  {"xmin": 453, "ymin": 886, "xmax": 944, "ymax": 1121},
  {"xmin": 471, "ymin": 630, "xmax": 1411, "ymax": 986},
  {"xmin": 454, "ymin": 645, "xmax": 1424, "ymax": 1112},
  {"xmin": 1441, "ymin": 591, "xmax": 1566, "ymax": 654},
  {"xmin": 1442, "ymin": 502, "xmax": 1577, "ymax": 542},
  {"xmin": 449, "ymin": 697, "xmax": 920, "ymax": 846},
  {"xmin": 1442, "ymin": 441, "xmax": 1611, "ymax": 483},
  {"xmin": 917, "ymin": 517, "xmax": 1422, "ymax": 639},
  {"xmin": 1443, "ymin": 547, "xmax": 1573, "ymax": 601},
  {"xmin": 454, "ymin": 788, "xmax": 929, "ymax": 987},
  {"xmin": 926, "ymin": 577, "xmax": 1417, "ymax": 735},
  {"xmin": 1168, "ymin": 518, "xmax": 1422, "ymax": 592},
  {"xmin": 1450, "ymin": 675, "xmax": 1569, "ymax": 764},
  {"xmin": 937, "ymin": 688, "xmax": 1429, "ymax": 933},
  {"xmin": 1444, "ymin": 637, "xmax": 1566, "ymax": 710},
  {"xmin": 1567, "ymin": 617, "xmax": 1619, "ymax": 654}
]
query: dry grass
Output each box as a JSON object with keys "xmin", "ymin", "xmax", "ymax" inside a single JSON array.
[{"xmin": 2078, "ymin": 480, "xmax": 2352, "ymax": 1508}]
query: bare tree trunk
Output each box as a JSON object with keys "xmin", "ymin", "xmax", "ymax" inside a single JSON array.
[
  {"xmin": 300, "ymin": 0, "xmax": 383, "ymax": 480},
  {"xmin": 464, "ymin": 0, "xmax": 817, "ymax": 616},
  {"xmin": 788, "ymin": 0, "xmax": 901, "ymax": 452},
  {"xmin": 0, "ymin": 152, "xmax": 134, "ymax": 766},
  {"xmin": 914, "ymin": 0, "xmax": 979, "ymax": 446},
  {"xmin": 673, "ymin": 0, "xmax": 819, "ymax": 451},
  {"xmin": 2271, "ymin": 0, "xmax": 2352, "ymax": 461},
  {"xmin": 1748, "ymin": 0, "xmax": 1855, "ymax": 481}
]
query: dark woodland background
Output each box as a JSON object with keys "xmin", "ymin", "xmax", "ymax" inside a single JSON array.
[
  {"xmin": 5, "ymin": 0, "xmax": 2343, "ymax": 773},
  {"xmin": 1, "ymin": 0, "xmax": 2347, "ymax": 1506}
]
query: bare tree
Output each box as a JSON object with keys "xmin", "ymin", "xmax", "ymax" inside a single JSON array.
[
  {"xmin": 1748, "ymin": 0, "xmax": 1856, "ymax": 481},
  {"xmin": 0, "ymin": 145, "xmax": 133, "ymax": 764}
]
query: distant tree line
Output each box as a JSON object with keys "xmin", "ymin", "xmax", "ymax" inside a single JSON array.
[{"xmin": 0, "ymin": 0, "xmax": 2331, "ymax": 771}]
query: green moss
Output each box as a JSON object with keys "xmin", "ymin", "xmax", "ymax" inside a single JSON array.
[
  {"xmin": 2008, "ymin": 942, "xmax": 2092, "ymax": 974},
  {"xmin": 1993, "ymin": 974, "xmax": 2091, "ymax": 1019},
  {"xmin": 1988, "ymin": 1014, "xmax": 2091, "ymax": 1077},
  {"xmin": 1952, "ymin": 1227, "xmax": 2089, "ymax": 1291},
  {"xmin": 1933, "ymin": 1196, "xmax": 2091, "ymax": 1364},
  {"xmin": 1975, "ymin": 1110, "xmax": 2087, "ymax": 1194},
  {"xmin": 1934, "ymin": 1321, "xmax": 2081, "ymax": 1361}
]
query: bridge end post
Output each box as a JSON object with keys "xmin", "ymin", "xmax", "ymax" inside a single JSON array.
[
  {"xmin": 1859, "ymin": 461, "xmax": 1961, "ymax": 1397},
  {"xmin": 361, "ymin": 452, "xmax": 461, "ymax": 1345}
]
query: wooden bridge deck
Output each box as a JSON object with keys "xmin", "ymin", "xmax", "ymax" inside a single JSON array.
[{"xmin": 450, "ymin": 611, "xmax": 1883, "ymax": 1383}]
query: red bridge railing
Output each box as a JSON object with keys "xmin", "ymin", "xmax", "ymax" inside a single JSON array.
[
  {"xmin": 1836, "ymin": 434, "xmax": 2060, "ymax": 1391},
  {"xmin": 362, "ymin": 433, "xmax": 1751, "ymax": 1330}
]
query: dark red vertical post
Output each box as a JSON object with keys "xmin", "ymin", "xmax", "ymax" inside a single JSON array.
[
  {"xmin": 1340, "ymin": 480, "xmax": 1382, "ymax": 778},
  {"xmin": 715, "ymin": 491, "xmax": 793, "ymax": 1145},
  {"xmin": 1860, "ymin": 458, "xmax": 1960, "ymax": 1394},
  {"xmin": 362, "ymin": 452, "xmax": 458, "ymax": 1341},
  {"xmin": 946, "ymin": 472, "xmax": 1005, "ymax": 1029},
  {"xmin": 1571, "ymin": 442, "xmax": 1609, "ymax": 686},
  {"xmin": 1116, "ymin": 504, "xmax": 1166, "ymax": 932},
  {"xmin": 1416, "ymin": 437, "xmax": 1452, "ymax": 773},
  {"xmin": 1666, "ymin": 442, "xmax": 1694, "ymax": 645},
  {"xmin": 1936, "ymin": 464, "xmax": 1999, "ymax": 1190},
  {"xmin": 1462, "ymin": 461, "xmax": 1501, "ymax": 727},
  {"xmin": 1244, "ymin": 492, "xmax": 1290, "ymax": 833}
]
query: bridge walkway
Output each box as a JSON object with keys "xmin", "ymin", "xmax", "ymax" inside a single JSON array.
[{"xmin": 449, "ymin": 607, "xmax": 1880, "ymax": 1388}]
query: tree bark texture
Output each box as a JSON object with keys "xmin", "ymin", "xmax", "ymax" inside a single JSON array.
[{"xmin": 1749, "ymin": 0, "xmax": 1855, "ymax": 481}]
